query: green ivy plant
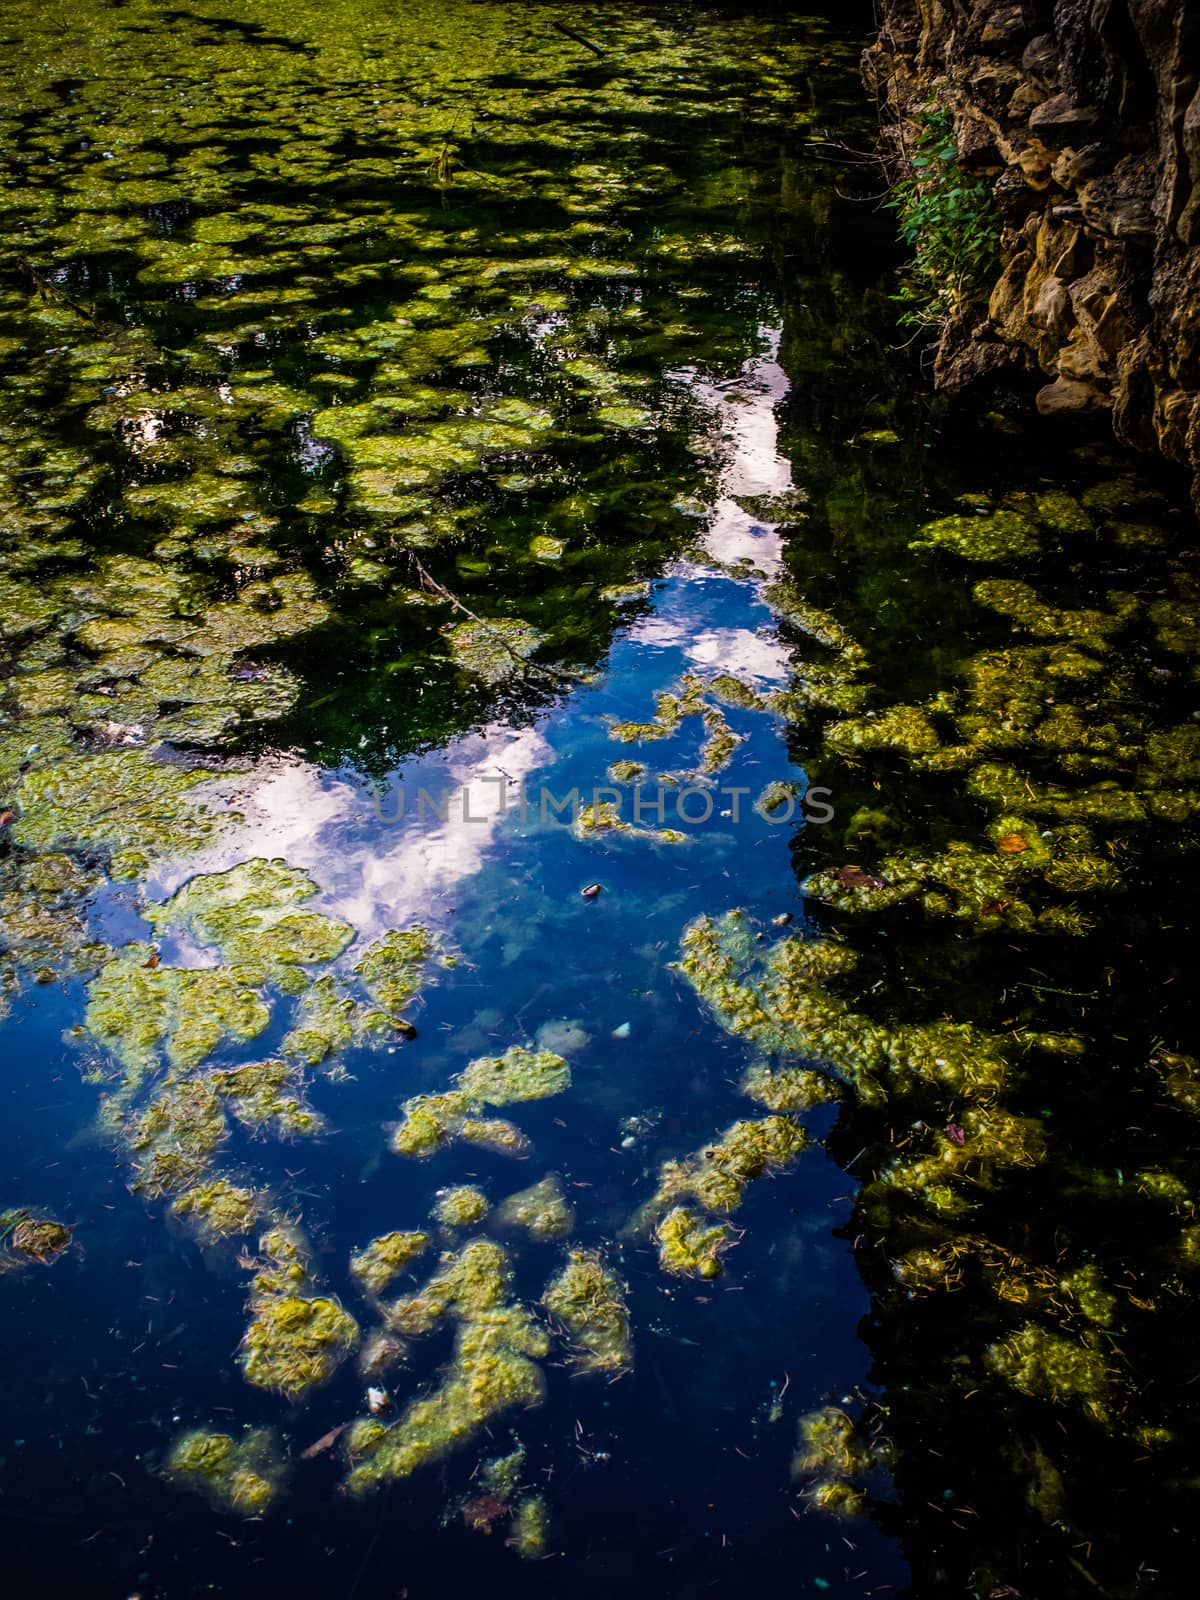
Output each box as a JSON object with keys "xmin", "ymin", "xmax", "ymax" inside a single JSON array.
[{"xmin": 887, "ymin": 105, "xmax": 1001, "ymax": 329}]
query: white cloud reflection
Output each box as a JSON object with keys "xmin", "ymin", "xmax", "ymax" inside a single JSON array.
[{"xmin": 156, "ymin": 722, "xmax": 552, "ymax": 939}]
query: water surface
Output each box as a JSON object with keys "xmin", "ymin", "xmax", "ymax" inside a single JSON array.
[{"xmin": 2, "ymin": 4, "xmax": 1198, "ymax": 1599}]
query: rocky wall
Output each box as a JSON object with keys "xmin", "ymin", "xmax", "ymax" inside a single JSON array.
[{"xmin": 865, "ymin": 0, "xmax": 1200, "ymax": 505}]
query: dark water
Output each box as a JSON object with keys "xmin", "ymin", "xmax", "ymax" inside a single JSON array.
[{"xmin": 1, "ymin": 3, "xmax": 1198, "ymax": 1599}]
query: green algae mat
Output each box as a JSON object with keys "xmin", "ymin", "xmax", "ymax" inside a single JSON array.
[{"xmin": 1, "ymin": 3, "xmax": 1199, "ymax": 1598}]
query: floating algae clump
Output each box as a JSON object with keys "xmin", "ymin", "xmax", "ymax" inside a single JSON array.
[
  {"xmin": 213, "ymin": 1059, "xmax": 324, "ymax": 1139},
  {"xmin": 698, "ymin": 707, "xmax": 741, "ymax": 774},
  {"xmin": 459, "ymin": 1045, "xmax": 570, "ymax": 1106},
  {"xmin": 808, "ymin": 1480, "xmax": 867, "ymax": 1516},
  {"xmin": 984, "ymin": 1323, "xmax": 1115, "ymax": 1422},
  {"xmin": 910, "ymin": 507, "xmax": 1042, "ymax": 562},
  {"xmin": 794, "ymin": 1407, "xmax": 875, "ymax": 1479},
  {"xmin": 0, "ymin": 1211, "xmax": 73, "ymax": 1265},
  {"xmin": 350, "ymin": 1232, "xmax": 432, "ymax": 1297},
  {"xmin": 171, "ymin": 1178, "xmax": 260, "ymax": 1242},
  {"xmin": 86, "ymin": 945, "xmax": 270, "ymax": 1082},
  {"xmin": 241, "ymin": 1290, "xmax": 359, "ymax": 1402},
  {"xmin": 543, "ymin": 1248, "xmax": 632, "ymax": 1374},
  {"xmin": 347, "ymin": 1242, "xmax": 548, "ymax": 1494},
  {"xmin": 460, "ymin": 1118, "xmax": 534, "ymax": 1158},
  {"xmin": 240, "ymin": 1227, "xmax": 358, "ymax": 1401},
  {"xmin": 390, "ymin": 1090, "xmax": 473, "ymax": 1158},
  {"xmin": 386, "ymin": 1239, "xmax": 513, "ymax": 1337},
  {"xmin": 391, "ymin": 1048, "xmax": 567, "ymax": 1160},
  {"xmin": 444, "ymin": 617, "xmax": 544, "ymax": 685},
  {"xmin": 792, "ymin": 1407, "xmax": 880, "ymax": 1518},
  {"xmin": 146, "ymin": 859, "xmax": 354, "ymax": 988},
  {"xmin": 655, "ymin": 1206, "xmax": 730, "ymax": 1279},
  {"xmin": 280, "ymin": 977, "xmax": 358, "ymax": 1065},
  {"xmin": 9, "ymin": 748, "xmax": 233, "ymax": 860},
  {"xmin": 434, "ymin": 1186, "xmax": 491, "ymax": 1229},
  {"xmin": 678, "ymin": 911, "xmax": 1012, "ymax": 1104},
  {"xmin": 741, "ymin": 1064, "xmax": 840, "ymax": 1113},
  {"xmin": 480, "ymin": 1442, "xmax": 527, "ymax": 1499},
  {"xmin": 353, "ymin": 927, "xmax": 437, "ymax": 1019},
  {"xmin": 162, "ymin": 1426, "xmax": 287, "ymax": 1517},
  {"xmin": 641, "ymin": 1116, "xmax": 810, "ymax": 1222},
  {"xmin": 127, "ymin": 1078, "xmax": 229, "ymax": 1196},
  {"xmin": 508, "ymin": 1494, "xmax": 549, "ymax": 1559},
  {"xmin": 575, "ymin": 800, "xmax": 686, "ymax": 845},
  {"xmin": 824, "ymin": 703, "xmax": 941, "ymax": 759},
  {"xmin": 494, "ymin": 1175, "xmax": 574, "ymax": 1243},
  {"xmin": 709, "ymin": 672, "xmax": 768, "ymax": 711},
  {"xmin": 1154, "ymin": 1052, "xmax": 1200, "ymax": 1117}
]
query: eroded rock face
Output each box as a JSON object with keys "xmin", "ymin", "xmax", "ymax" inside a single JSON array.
[{"xmin": 866, "ymin": 0, "xmax": 1200, "ymax": 508}]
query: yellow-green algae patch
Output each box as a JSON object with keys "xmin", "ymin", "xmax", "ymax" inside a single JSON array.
[
  {"xmin": 86, "ymin": 944, "xmax": 270, "ymax": 1084},
  {"xmin": 459, "ymin": 1046, "xmax": 570, "ymax": 1106},
  {"xmin": 347, "ymin": 1241, "xmax": 548, "ymax": 1493},
  {"xmin": 171, "ymin": 1177, "xmax": 260, "ymax": 1243},
  {"xmin": 790, "ymin": 1405, "xmax": 890, "ymax": 1518},
  {"xmin": 460, "ymin": 1117, "xmax": 534, "ymax": 1158},
  {"xmin": 655, "ymin": 1206, "xmax": 730, "ymax": 1279},
  {"xmin": 647, "ymin": 1115, "xmax": 810, "ymax": 1217},
  {"xmin": 607, "ymin": 759, "xmax": 647, "ymax": 783},
  {"xmin": 508, "ymin": 1494, "xmax": 550, "ymax": 1559},
  {"xmin": 479, "ymin": 1442, "xmax": 527, "ymax": 1500},
  {"xmin": 493, "ymin": 1175, "xmax": 574, "ymax": 1243},
  {"xmin": 543, "ymin": 1248, "xmax": 632, "ymax": 1375},
  {"xmin": 433, "ymin": 1185, "xmax": 491, "ymax": 1229},
  {"xmin": 125, "ymin": 1078, "xmax": 229, "ymax": 1196},
  {"xmin": 240, "ymin": 1226, "xmax": 359, "ymax": 1402},
  {"xmin": 212, "ymin": 1059, "xmax": 325, "ymax": 1140},
  {"xmin": 390, "ymin": 1090, "xmax": 473, "ymax": 1158},
  {"xmin": 280, "ymin": 977, "xmax": 358, "ymax": 1066},
  {"xmin": 8, "ymin": 748, "xmax": 236, "ymax": 860},
  {"xmin": 910, "ymin": 507, "xmax": 1042, "ymax": 562},
  {"xmin": 0, "ymin": 1210, "xmax": 74, "ymax": 1268},
  {"xmin": 984, "ymin": 1322, "xmax": 1116, "ymax": 1423},
  {"xmin": 145, "ymin": 859, "xmax": 354, "ymax": 987},
  {"xmin": 350, "ymin": 1232, "xmax": 433, "ymax": 1298},
  {"xmin": 385, "ymin": 1239, "xmax": 512, "ymax": 1337},
  {"xmin": 353, "ymin": 927, "xmax": 439, "ymax": 1020},
  {"xmin": 444, "ymin": 618, "xmax": 544, "ymax": 685},
  {"xmin": 741, "ymin": 1064, "xmax": 841, "ymax": 1113},
  {"xmin": 677, "ymin": 911, "xmax": 1013, "ymax": 1105},
  {"xmin": 390, "ymin": 1049, "xmax": 568, "ymax": 1160},
  {"xmin": 162, "ymin": 1426, "xmax": 287, "ymax": 1517},
  {"xmin": 575, "ymin": 801, "xmax": 686, "ymax": 846}
]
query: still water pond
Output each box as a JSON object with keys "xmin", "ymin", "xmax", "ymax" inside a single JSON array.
[{"xmin": 2, "ymin": 4, "xmax": 1198, "ymax": 1598}]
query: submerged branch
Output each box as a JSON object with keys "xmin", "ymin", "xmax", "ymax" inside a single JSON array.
[
  {"xmin": 406, "ymin": 551, "xmax": 586, "ymax": 688},
  {"xmin": 14, "ymin": 255, "xmax": 97, "ymax": 322},
  {"xmin": 553, "ymin": 20, "xmax": 605, "ymax": 58}
]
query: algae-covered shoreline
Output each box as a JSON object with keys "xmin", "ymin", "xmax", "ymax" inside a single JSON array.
[{"xmin": 1, "ymin": 2, "xmax": 1198, "ymax": 1598}]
